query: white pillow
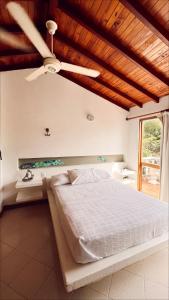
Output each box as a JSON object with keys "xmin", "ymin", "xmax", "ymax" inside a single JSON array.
[
  {"xmin": 68, "ymin": 168, "xmax": 111, "ymax": 185},
  {"xmin": 51, "ymin": 173, "xmax": 70, "ymax": 186},
  {"xmin": 93, "ymin": 168, "xmax": 111, "ymax": 180}
]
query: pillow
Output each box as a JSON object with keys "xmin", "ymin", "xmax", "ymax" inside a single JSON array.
[
  {"xmin": 50, "ymin": 173, "xmax": 70, "ymax": 186},
  {"xmin": 68, "ymin": 168, "xmax": 111, "ymax": 185},
  {"xmin": 93, "ymin": 168, "xmax": 111, "ymax": 180}
]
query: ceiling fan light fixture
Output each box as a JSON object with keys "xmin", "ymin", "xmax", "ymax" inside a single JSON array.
[
  {"xmin": 43, "ymin": 57, "xmax": 61, "ymax": 73},
  {"xmin": 48, "ymin": 66, "xmax": 56, "ymax": 73}
]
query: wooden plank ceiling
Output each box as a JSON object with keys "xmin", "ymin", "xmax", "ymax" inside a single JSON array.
[{"xmin": 0, "ymin": 0, "xmax": 168, "ymax": 111}]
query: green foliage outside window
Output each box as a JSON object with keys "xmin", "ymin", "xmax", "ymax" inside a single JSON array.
[{"xmin": 142, "ymin": 119, "xmax": 162, "ymax": 157}]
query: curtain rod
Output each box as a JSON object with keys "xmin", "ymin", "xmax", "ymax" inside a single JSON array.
[{"xmin": 126, "ymin": 108, "xmax": 169, "ymax": 121}]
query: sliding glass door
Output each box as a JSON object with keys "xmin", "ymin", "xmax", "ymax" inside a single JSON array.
[{"xmin": 138, "ymin": 117, "xmax": 162, "ymax": 199}]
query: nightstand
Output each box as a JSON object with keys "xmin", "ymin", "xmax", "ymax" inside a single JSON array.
[
  {"xmin": 121, "ymin": 168, "xmax": 137, "ymax": 189},
  {"xmin": 16, "ymin": 177, "xmax": 46, "ymax": 203}
]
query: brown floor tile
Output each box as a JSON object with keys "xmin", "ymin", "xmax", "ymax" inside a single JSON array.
[
  {"xmin": 0, "ymin": 231, "xmax": 25, "ymax": 248},
  {"xmin": 69, "ymin": 286, "xmax": 108, "ymax": 300},
  {"xmin": 126, "ymin": 247, "xmax": 169, "ymax": 287},
  {"xmin": 10, "ymin": 259, "xmax": 51, "ymax": 298},
  {"xmin": 144, "ymin": 279, "xmax": 169, "ymax": 300},
  {"xmin": 33, "ymin": 270, "xmax": 69, "ymax": 300},
  {"xmin": 109, "ymin": 269, "xmax": 145, "ymax": 299},
  {"xmin": 0, "ymin": 281, "xmax": 25, "ymax": 300},
  {"xmin": 0, "ymin": 243, "xmax": 15, "ymax": 261},
  {"xmin": 0, "ymin": 248, "xmax": 31, "ymax": 284},
  {"xmin": 88, "ymin": 275, "xmax": 112, "ymax": 296},
  {"xmin": 34, "ymin": 239, "xmax": 58, "ymax": 268},
  {"xmin": 16, "ymin": 230, "xmax": 49, "ymax": 258}
]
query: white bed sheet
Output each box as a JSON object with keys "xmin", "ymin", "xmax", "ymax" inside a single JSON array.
[{"xmin": 51, "ymin": 179, "xmax": 168, "ymax": 264}]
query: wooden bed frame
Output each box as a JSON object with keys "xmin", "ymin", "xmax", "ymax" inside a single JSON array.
[{"xmin": 47, "ymin": 188, "xmax": 168, "ymax": 292}]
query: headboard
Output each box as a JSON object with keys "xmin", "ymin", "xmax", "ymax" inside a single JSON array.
[{"xmin": 17, "ymin": 155, "xmax": 126, "ymax": 180}]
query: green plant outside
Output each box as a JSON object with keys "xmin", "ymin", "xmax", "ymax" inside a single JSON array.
[{"xmin": 142, "ymin": 118, "xmax": 162, "ymax": 158}]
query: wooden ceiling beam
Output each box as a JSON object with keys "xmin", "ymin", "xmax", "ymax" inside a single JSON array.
[
  {"xmin": 0, "ymin": 61, "xmax": 41, "ymax": 72},
  {"xmin": 48, "ymin": 0, "xmax": 59, "ymax": 19},
  {"xmin": 59, "ymin": 70, "xmax": 129, "ymax": 111},
  {"xmin": 0, "ymin": 26, "xmax": 159, "ymax": 103},
  {"xmin": 0, "ymin": 59, "xmax": 129, "ymax": 111},
  {"xmin": 0, "ymin": 50, "xmax": 130, "ymax": 110},
  {"xmin": 56, "ymin": 32, "xmax": 159, "ymax": 103},
  {"xmin": 0, "ymin": 24, "xmax": 45, "ymax": 33},
  {"xmin": 119, "ymin": 0, "xmax": 169, "ymax": 46},
  {"xmin": 95, "ymin": 77, "xmax": 142, "ymax": 107},
  {"xmin": 55, "ymin": 43, "xmax": 142, "ymax": 107},
  {"xmin": 55, "ymin": 52, "xmax": 141, "ymax": 108},
  {"xmin": 58, "ymin": 0, "xmax": 168, "ymax": 86},
  {"xmin": 0, "ymin": 49, "xmax": 37, "ymax": 57},
  {"xmin": 0, "ymin": 49, "xmax": 141, "ymax": 106}
]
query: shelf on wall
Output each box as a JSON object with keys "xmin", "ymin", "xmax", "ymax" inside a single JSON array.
[{"xmin": 18, "ymin": 155, "xmax": 124, "ymax": 169}]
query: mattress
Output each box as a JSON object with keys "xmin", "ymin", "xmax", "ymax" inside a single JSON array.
[{"xmin": 51, "ymin": 179, "xmax": 168, "ymax": 264}]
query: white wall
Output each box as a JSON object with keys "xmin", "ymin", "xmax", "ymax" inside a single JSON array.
[
  {"xmin": 126, "ymin": 95, "xmax": 169, "ymax": 171},
  {"xmin": 1, "ymin": 69, "xmax": 128, "ymax": 205}
]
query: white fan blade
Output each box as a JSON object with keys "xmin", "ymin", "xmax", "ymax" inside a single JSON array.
[
  {"xmin": 60, "ymin": 62, "xmax": 100, "ymax": 77},
  {"xmin": 6, "ymin": 2, "xmax": 53, "ymax": 58},
  {"xmin": 0, "ymin": 27, "xmax": 32, "ymax": 51},
  {"xmin": 26, "ymin": 66, "xmax": 46, "ymax": 81}
]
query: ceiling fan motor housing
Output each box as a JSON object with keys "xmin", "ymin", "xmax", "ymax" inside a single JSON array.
[{"xmin": 44, "ymin": 57, "xmax": 61, "ymax": 73}]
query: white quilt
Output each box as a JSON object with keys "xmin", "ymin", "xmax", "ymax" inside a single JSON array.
[{"xmin": 52, "ymin": 179, "xmax": 168, "ymax": 264}]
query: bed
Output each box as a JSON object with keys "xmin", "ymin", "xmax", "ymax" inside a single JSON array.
[{"xmin": 47, "ymin": 172, "xmax": 168, "ymax": 292}]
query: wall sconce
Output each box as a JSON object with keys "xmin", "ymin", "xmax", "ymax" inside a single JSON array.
[
  {"xmin": 87, "ymin": 114, "xmax": 94, "ymax": 121},
  {"xmin": 45, "ymin": 128, "xmax": 51, "ymax": 136}
]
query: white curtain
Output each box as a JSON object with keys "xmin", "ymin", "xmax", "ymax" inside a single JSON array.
[{"xmin": 160, "ymin": 112, "xmax": 169, "ymax": 202}]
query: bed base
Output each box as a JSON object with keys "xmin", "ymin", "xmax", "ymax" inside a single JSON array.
[{"xmin": 47, "ymin": 189, "xmax": 168, "ymax": 292}]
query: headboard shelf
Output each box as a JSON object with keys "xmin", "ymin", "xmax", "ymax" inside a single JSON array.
[{"xmin": 18, "ymin": 155, "xmax": 124, "ymax": 170}]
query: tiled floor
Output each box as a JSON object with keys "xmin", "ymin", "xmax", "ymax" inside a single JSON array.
[{"xmin": 0, "ymin": 203, "xmax": 168, "ymax": 300}]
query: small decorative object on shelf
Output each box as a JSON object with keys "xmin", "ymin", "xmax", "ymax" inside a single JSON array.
[
  {"xmin": 97, "ymin": 156, "xmax": 107, "ymax": 162},
  {"xmin": 22, "ymin": 169, "xmax": 34, "ymax": 182}
]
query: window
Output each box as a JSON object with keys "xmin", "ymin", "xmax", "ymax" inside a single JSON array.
[{"xmin": 138, "ymin": 117, "xmax": 162, "ymax": 199}]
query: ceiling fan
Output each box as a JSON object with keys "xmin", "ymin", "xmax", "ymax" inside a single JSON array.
[{"xmin": 0, "ymin": 1, "xmax": 100, "ymax": 81}]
